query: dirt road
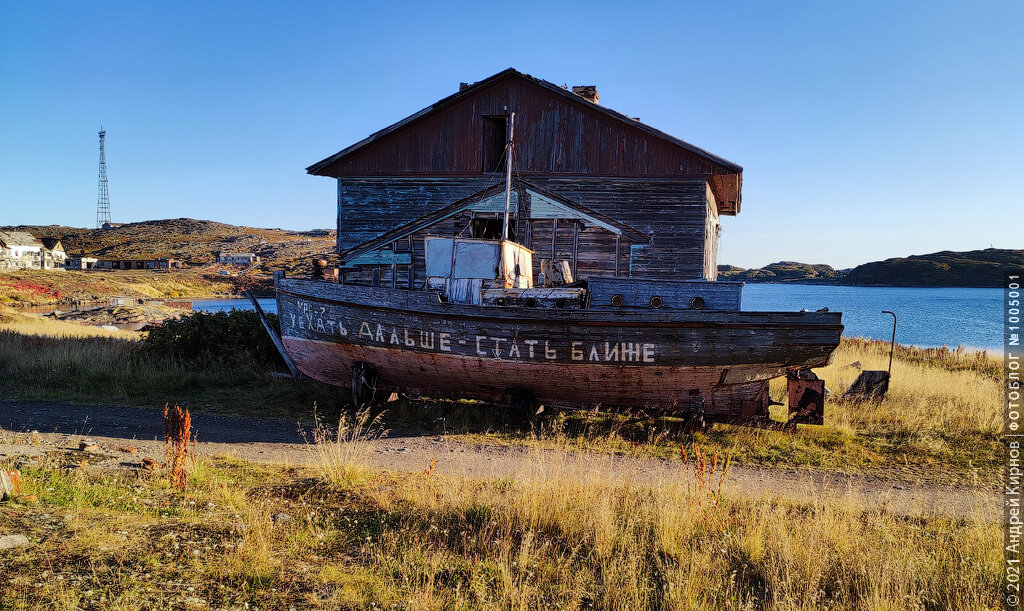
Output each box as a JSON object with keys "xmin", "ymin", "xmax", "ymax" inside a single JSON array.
[{"xmin": 0, "ymin": 400, "xmax": 998, "ymax": 520}]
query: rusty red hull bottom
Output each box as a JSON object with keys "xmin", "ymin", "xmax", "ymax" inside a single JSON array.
[{"xmin": 283, "ymin": 336, "xmax": 774, "ymax": 415}]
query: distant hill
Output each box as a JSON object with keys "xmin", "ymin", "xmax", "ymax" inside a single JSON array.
[
  {"xmin": 842, "ymin": 249, "xmax": 1024, "ymax": 287},
  {"xmin": 717, "ymin": 261, "xmax": 842, "ymax": 283},
  {"xmin": 720, "ymin": 249, "xmax": 1023, "ymax": 287},
  {"xmin": 4, "ymin": 218, "xmax": 335, "ymax": 272}
]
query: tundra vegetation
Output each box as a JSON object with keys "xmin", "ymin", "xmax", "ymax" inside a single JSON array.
[
  {"xmin": 0, "ymin": 307, "xmax": 1004, "ymax": 609},
  {"xmin": 4, "ymin": 218, "xmax": 335, "ymax": 273},
  {"xmin": 0, "ymin": 269, "xmax": 250, "ymax": 305}
]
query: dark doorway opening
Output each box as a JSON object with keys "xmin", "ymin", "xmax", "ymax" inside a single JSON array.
[{"xmin": 482, "ymin": 116, "xmax": 507, "ymax": 173}]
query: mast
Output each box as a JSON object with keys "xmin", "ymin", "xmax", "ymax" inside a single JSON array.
[
  {"xmin": 96, "ymin": 128, "xmax": 111, "ymax": 228},
  {"xmin": 501, "ymin": 112, "xmax": 515, "ymax": 242}
]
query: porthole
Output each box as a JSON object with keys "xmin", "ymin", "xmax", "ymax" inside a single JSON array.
[
  {"xmin": 555, "ymin": 298, "xmax": 568, "ymax": 309},
  {"xmin": 690, "ymin": 296, "xmax": 705, "ymax": 310},
  {"xmin": 525, "ymin": 298, "xmax": 538, "ymax": 308},
  {"xmin": 610, "ymin": 294, "xmax": 625, "ymax": 307},
  {"xmin": 650, "ymin": 296, "xmax": 664, "ymax": 309}
]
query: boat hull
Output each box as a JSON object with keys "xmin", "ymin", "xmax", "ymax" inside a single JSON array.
[{"xmin": 275, "ymin": 279, "xmax": 843, "ymax": 416}]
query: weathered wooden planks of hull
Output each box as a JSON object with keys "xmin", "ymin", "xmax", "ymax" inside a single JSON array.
[{"xmin": 275, "ymin": 278, "xmax": 843, "ymax": 415}]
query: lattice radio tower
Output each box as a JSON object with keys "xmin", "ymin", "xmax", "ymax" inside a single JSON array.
[{"xmin": 96, "ymin": 128, "xmax": 111, "ymax": 228}]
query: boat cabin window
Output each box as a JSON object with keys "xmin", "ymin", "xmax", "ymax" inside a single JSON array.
[{"xmin": 481, "ymin": 116, "xmax": 507, "ymax": 173}]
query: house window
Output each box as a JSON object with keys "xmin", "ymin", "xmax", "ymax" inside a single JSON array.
[
  {"xmin": 471, "ymin": 217, "xmax": 504, "ymax": 240},
  {"xmin": 481, "ymin": 116, "xmax": 507, "ymax": 173}
]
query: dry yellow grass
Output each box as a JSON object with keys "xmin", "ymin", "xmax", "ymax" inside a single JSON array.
[
  {"xmin": 0, "ymin": 307, "xmax": 141, "ymax": 340},
  {"xmin": 0, "ymin": 305, "xmax": 345, "ymax": 415},
  {"xmin": 805, "ymin": 338, "xmax": 1002, "ymax": 435},
  {"xmin": 441, "ymin": 337, "xmax": 1003, "ymax": 484},
  {"xmin": 289, "ymin": 411, "xmax": 1001, "ymax": 608},
  {"xmin": 1, "ymin": 434, "xmax": 1001, "ymax": 610},
  {"xmin": 304, "ymin": 407, "xmax": 388, "ymax": 486}
]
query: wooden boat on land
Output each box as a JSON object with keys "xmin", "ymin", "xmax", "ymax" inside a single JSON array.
[
  {"xmin": 272, "ymin": 69, "xmax": 843, "ymax": 425},
  {"xmin": 275, "ymin": 273, "xmax": 841, "ymax": 422}
]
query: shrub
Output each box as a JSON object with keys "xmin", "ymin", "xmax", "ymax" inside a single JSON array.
[{"xmin": 143, "ymin": 309, "xmax": 282, "ymax": 365}]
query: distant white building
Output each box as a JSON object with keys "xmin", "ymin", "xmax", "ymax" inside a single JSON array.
[
  {"xmin": 40, "ymin": 238, "xmax": 66, "ymax": 270},
  {"xmin": 0, "ymin": 231, "xmax": 65, "ymax": 271},
  {"xmin": 216, "ymin": 251, "xmax": 260, "ymax": 266},
  {"xmin": 67, "ymin": 254, "xmax": 99, "ymax": 270}
]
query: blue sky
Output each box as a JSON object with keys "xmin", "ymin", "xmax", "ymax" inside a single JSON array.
[{"xmin": 1, "ymin": 1, "xmax": 1020, "ymax": 268}]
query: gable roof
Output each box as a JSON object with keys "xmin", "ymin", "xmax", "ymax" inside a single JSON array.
[
  {"xmin": 0, "ymin": 231, "xmax": 43, "ymax": 248},
  {"xmin": 307, "ymin": 68, "xmax": 743, "ymax": 211},
  {"xmin": 40, "ymin": 238, "xmax": 64, "ymax": 251}
]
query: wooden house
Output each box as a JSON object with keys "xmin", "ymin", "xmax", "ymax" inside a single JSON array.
[
  {"xmin": 307, "ymin": 68, "xmax": 742, "ymax": 287},
  {"xmin": 0, "ymin": 231, "xmax": 44, "ymax": 271},
  {"xmin": 39, "ymin": 238, "xmax": 66, "ymax": 269},
  {"xmin": 0, "ymin": 232, "xmax": 66, "ymax": 271}
]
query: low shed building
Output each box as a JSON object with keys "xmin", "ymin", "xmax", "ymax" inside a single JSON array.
[
  {"xmin": 307, "ymin": 68, "xmax": 742, "ymax": 287},
  {"xmin": 67, "ymin": 254, "xmax": 99, "ymax": 270},
  {"xmin": 216, "ymin": 252, "xmax": 260, "ymax": 266},
  {"xmin": 96, "ymin": 258, "xmax": 181, "ymax": 270}
]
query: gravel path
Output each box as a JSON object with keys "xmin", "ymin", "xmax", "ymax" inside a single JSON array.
[{"xmin": 0, "ymin": 400, "xmax": 998, "ymax": 521}]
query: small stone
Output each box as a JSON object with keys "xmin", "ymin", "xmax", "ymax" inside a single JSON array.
[
  {"xmin": 0, "ymin": 471, "xmax": 14, "ymax": 501},
  {"xmin": 142, "ymin": 457, "xmax": 162, "ymax": 471},
  {"xmin": 271, "ymin": 513, "xmax": 293, "ymax": 523},
  {"xmin": 6, "ymin": 470, "xmax": 22, "ymax": 494},
  {"xmin": 118, "ymin": 446, "xmax": 138, "ymax": 454},
  {"xmin": 0, "ymin": 534, "xmax": 31, "ymax": 550}
]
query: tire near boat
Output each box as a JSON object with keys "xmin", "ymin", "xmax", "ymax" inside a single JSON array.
[{"xmin": 351, "ymin": 361, "xmax": 378, "ymax": 408}]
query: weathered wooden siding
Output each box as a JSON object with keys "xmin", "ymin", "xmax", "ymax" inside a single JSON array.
[
  {"xmin": 586, "ymin": 277, "xmax": 742, "ymax": 311},
  {"xmin": 338, "ymin": 177, "xmax": 493, "ymax": 253},
  {"xmin": 341, "ymin": 214, "xmax": 629, "ymax": 289},
  {"xmin": 319, "ymin": 74, "xmax": 734, "ymax": 184},
  {"xmin": 338, "ymin": 177, "xmax": 709, "ymax": 281},
  {"xmin": 529, "ymin": 177, "xmax": 707, "ymax": 280}
]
